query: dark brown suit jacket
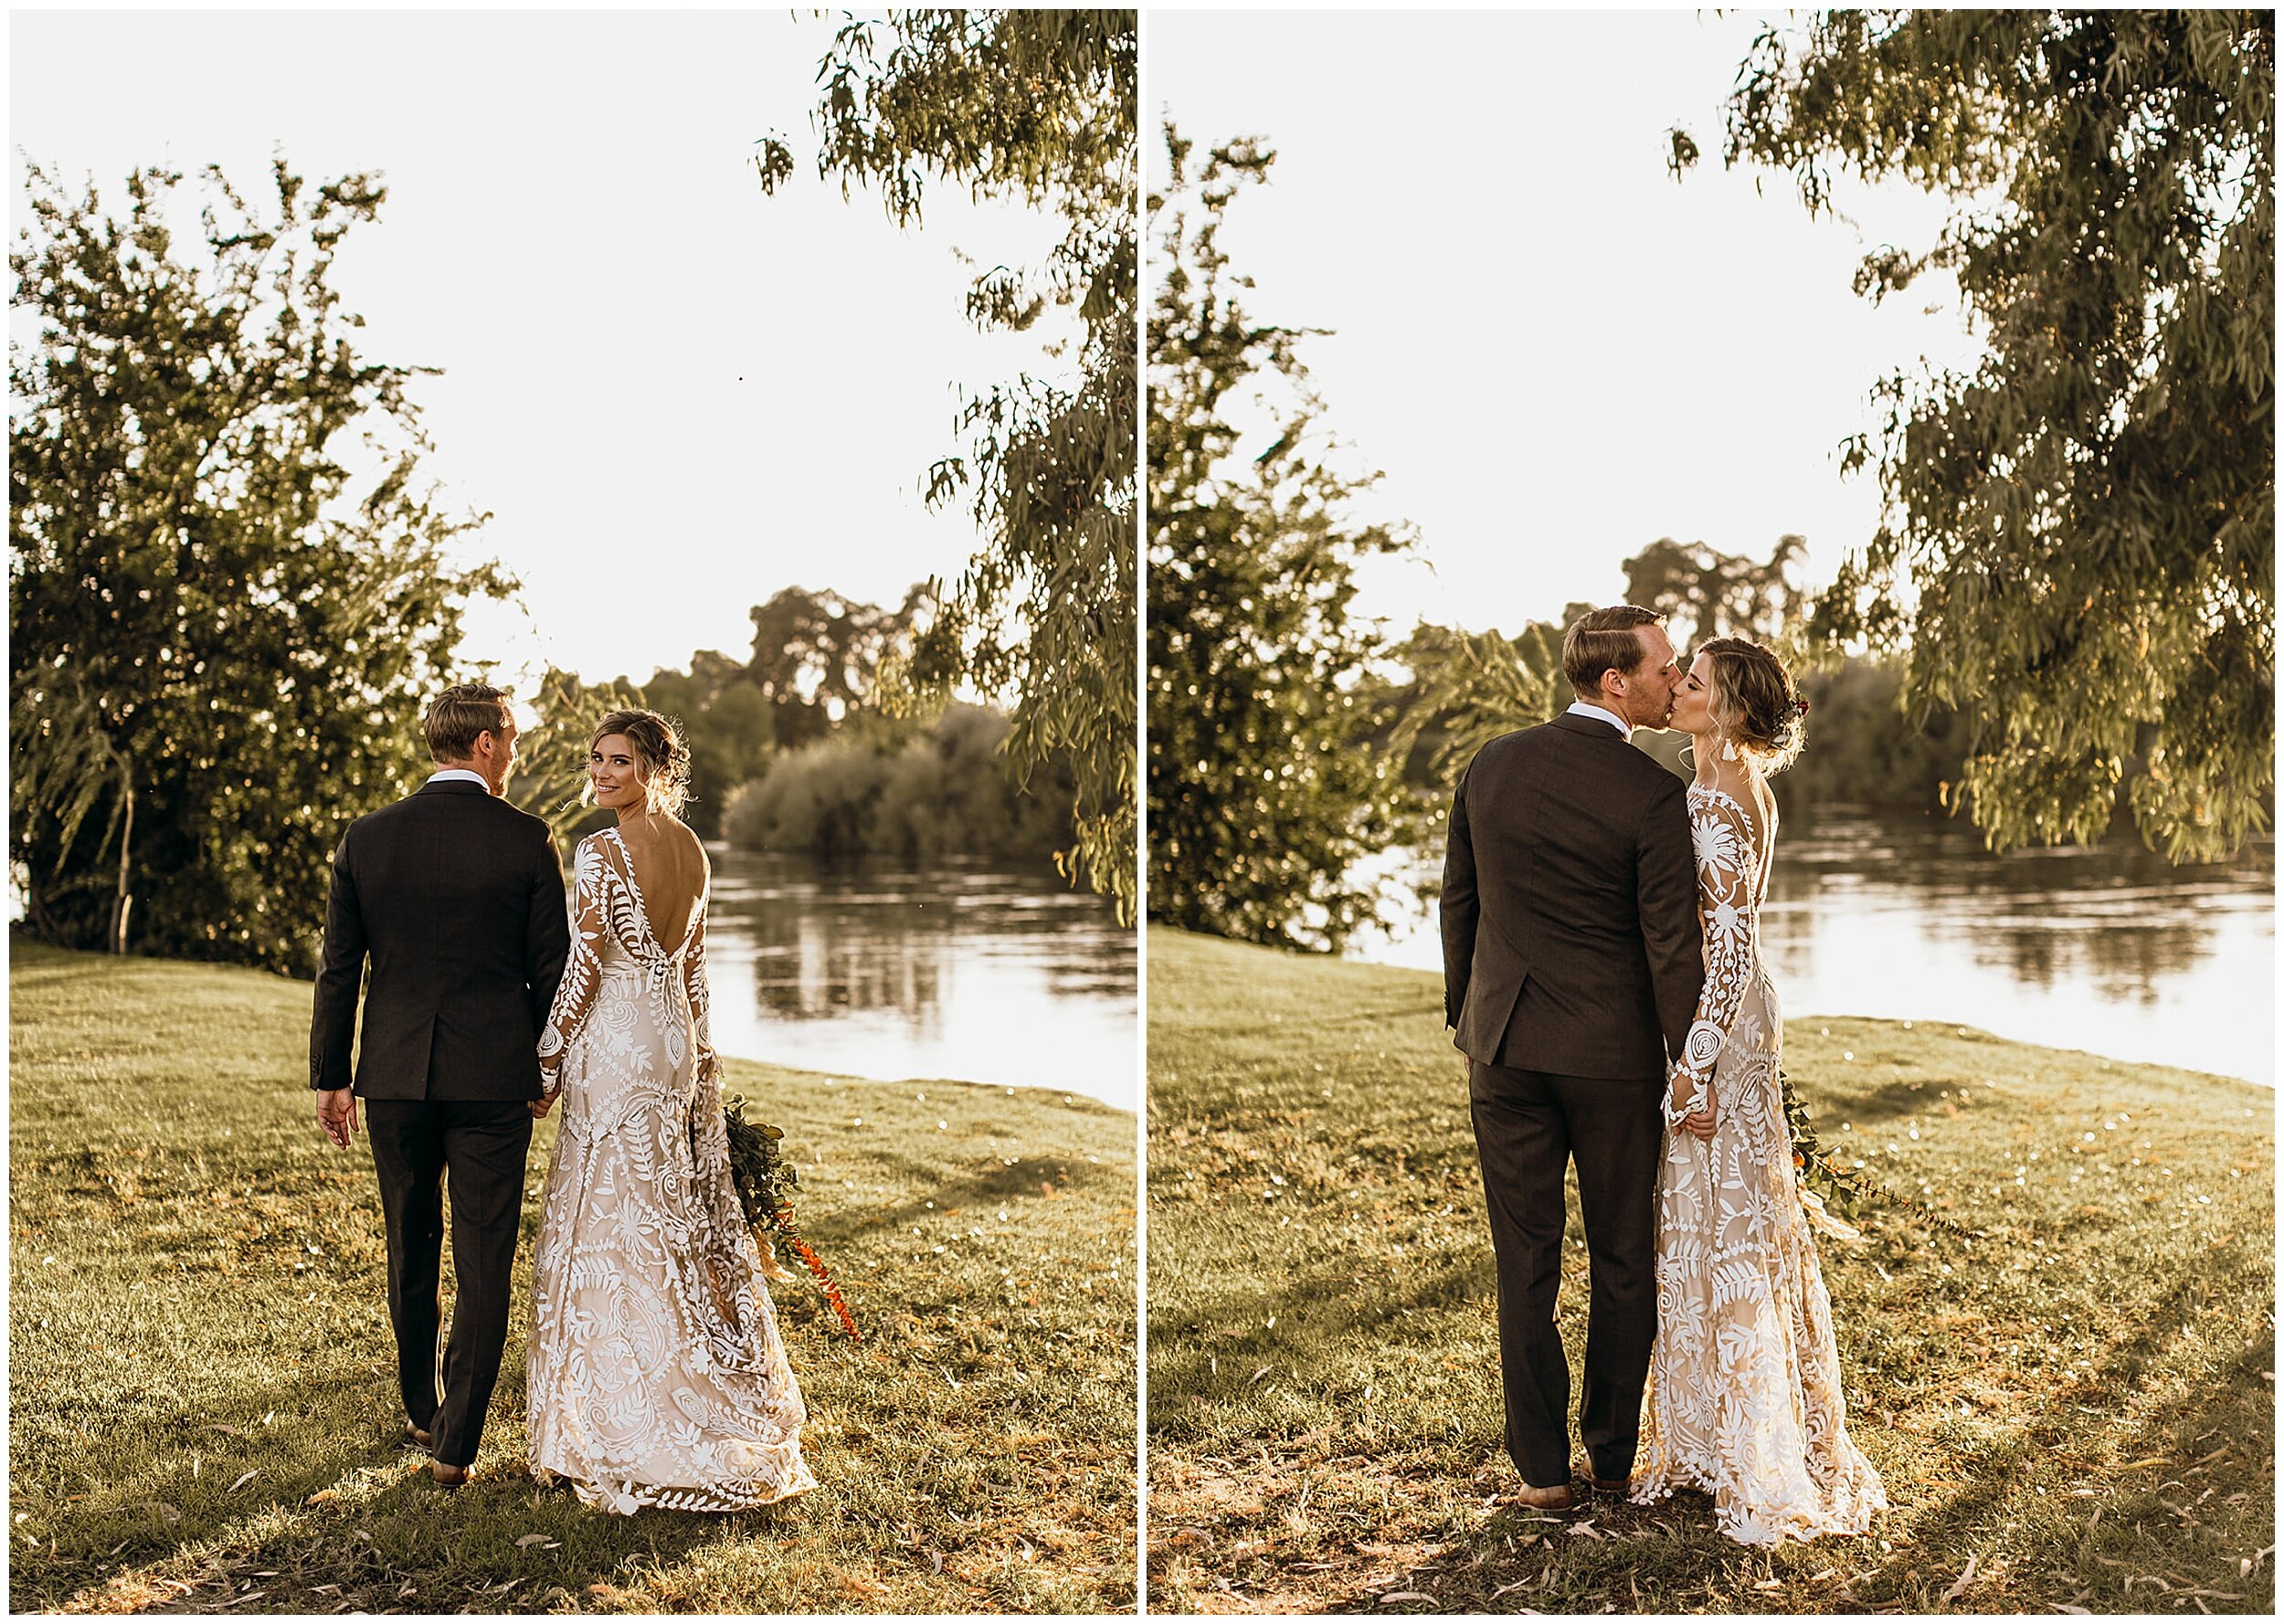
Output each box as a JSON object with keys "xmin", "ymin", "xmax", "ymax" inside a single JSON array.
[
  {"xmin": 1440, "ymin": 714, "xmax": 1703, "ymax": 1079},
  {"xmin": 309, "ymin": 780, "xmax": 570, "ymax": 1101}
]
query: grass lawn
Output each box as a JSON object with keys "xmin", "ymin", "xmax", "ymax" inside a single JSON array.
[
  {"xmin": 9, "ymin": 939, "xmax": 1137, "ymax": 1614},
  {"xmin": 1146, "ymin": 927, "xmax": 2274, "ymax": 1615}
]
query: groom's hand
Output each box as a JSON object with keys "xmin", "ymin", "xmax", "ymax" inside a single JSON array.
[
  {"xmin": 1680, "ymin": 1102, "xmax": 1716, "ymax": 1141},
  {"xmin": 316, "ymin": 1088, "xmax": 359, "ymax": 1148}
]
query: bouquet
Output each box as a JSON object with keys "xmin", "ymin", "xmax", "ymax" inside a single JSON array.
[
  {"xmin": 722, "ymin": 1096, "xmax": 861, "ymax": 1340},
  {"xmin": 1781, "ymin": 1067, "xmax": 1972, "ymax": 1240}
]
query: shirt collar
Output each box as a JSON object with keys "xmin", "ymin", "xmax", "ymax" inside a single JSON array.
[
  {"xmin": 425, "ymin": 768, "xmax": 492, "ymax": 791},
  {"xmin": 1564, "ymin": 701, "xmax": 1633, "ymax": 737}
]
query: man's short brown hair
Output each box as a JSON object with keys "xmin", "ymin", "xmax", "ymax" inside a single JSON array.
[
  {"xmin": 423, "ymin": 682, "xmax": 513, "ymax": 762},
  {"xmin": 1561, "ymin": 605, "xmax": 1665, "ymax": 700}
]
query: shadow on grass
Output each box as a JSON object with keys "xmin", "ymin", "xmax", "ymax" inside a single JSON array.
[
  {"xmin": 863, "ymin": 1149, "xmax": 1129, "ymax": 1229},
  {"xmin": 12, "ymin": 1355, "xmax": 802, "ymax": 1614},
  {"xmin": 1149, "ymin": 1248, "xmax": 1497, "ymax": 1431},
  {"xmin": 1290, "ymin": 1313, "xmax": 2276, "ymax": 1615}
]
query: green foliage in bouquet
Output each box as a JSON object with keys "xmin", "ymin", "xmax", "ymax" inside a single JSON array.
[
  {"xmin": 1781, "ymin": 1067, "xmax": 1974, "ymax": 1240},
  {"xmin": 723, "ymin": 1097, "xmax": 860, "ymax": 1340}
]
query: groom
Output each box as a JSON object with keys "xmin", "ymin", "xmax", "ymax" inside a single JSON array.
[
  {"xmin": 1441, "ymin": 605, "xmax": 1705, "ymax": 1510},
  {"xmin": 309, "ymin": 682, "xmax": 569, "ymax": 1485}
]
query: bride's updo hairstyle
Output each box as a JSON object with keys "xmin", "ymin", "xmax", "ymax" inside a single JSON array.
[
  {"xmin": 585, "ymin": 708, "xmax": 694, "ymax": 817},
  {"xmin": 1697, "ymin": 637, "xmax": 1808, "ymax": 775}
]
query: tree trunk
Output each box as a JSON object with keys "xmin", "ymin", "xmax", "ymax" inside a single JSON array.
[{"xmin": 109, "ymin": 774, "xmax": 133, "ymax": 955}]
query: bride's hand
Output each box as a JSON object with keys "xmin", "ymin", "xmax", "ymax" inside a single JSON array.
[{"xmin": 1666, "ymin": 1067, "xmax": 1715, "ymax": 1140}]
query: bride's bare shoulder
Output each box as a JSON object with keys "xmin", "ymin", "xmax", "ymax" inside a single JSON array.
[{"xmin": 664, "ymin": 816, "xmax": 711, "ymax": 876}]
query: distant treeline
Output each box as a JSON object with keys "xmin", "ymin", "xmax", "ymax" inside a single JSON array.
[
  {"xmin": 608, "ymin": 585, "xmax": 1077, "ymax": 864},
  {"xmin": 1374, "ymin": 537, "xmax": 1983, "ymax": 815},
  {"xmin": 724, "ymin": 702, "xmax": 1075, "ymax": 861},
  {"xmin": 1387, "ymin": 651, "xmax": 1971, "ymax": 813}
]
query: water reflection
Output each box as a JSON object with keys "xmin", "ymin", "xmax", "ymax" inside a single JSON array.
[
  {"xmin": 1348, "ymin": 807, "xmax": 2275, "ymax": 1086},
  {"xmin": 700, "ymin": 849, "xmax": 1137, "ymax": 1109}
]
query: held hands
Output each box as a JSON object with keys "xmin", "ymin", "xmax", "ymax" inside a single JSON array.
[
  {"xmin": 532, "ymin": 1060, "xmax": 561, "ymax": 1119},
  {"xmin": 1665, "ymin": 1066, "xmax": 1717, "ymax": 1142}
]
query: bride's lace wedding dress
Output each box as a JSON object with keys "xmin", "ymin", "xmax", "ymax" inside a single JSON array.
[
  {"xmin": 1632, "ymin": 778, "xmax": 1886, "ymax": 1545},
  {"xmin": 526, "ymin": 825, "xmax": 815, "ymax": 1513}
]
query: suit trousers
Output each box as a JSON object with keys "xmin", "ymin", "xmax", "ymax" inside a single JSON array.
[
  {"xmin": 1468, "ymin": 1060, "xmax": 1663, "ymax": 1487},
  {"xmin": 365, "ymin": 1098, "xmax": 533, "ymax": 1469}
]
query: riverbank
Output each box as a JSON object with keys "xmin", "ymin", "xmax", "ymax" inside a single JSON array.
[
  {"xmin": 1146, "ymin": 928, "xmax": 2274, "ymax": 1614},
  {"xmin": 8, "ymin": 940, "xmax": 1137, "ymax": 1614}
]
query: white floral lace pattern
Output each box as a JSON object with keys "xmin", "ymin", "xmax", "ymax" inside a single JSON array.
[
  {"xmin": 1632, "ymin": 784, "xmax": 1886, "ymax": 1545},
  {"xmin": 526, "ymin": 828, "xmax": 816, "ymax": 1513}
]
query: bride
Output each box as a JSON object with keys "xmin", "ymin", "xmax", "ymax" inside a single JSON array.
[
  {"xmin": 1631, "ymin": 638, "xmax": 1886, "ymax": 1545},
  {"xmin": 525, "ymin": 709, "xmax": 816, "ymax": 1513}
]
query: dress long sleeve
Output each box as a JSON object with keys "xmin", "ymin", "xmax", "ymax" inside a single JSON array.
[
  {"xmin": 537, "ymin": 836, "xmax": 611, "ymax": 1088},
  {"xmin": 1665, "ymin": 787, "xmax": 1759, "ymax": 1126}
]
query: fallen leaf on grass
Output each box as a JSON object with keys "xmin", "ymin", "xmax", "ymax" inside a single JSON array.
[
  {"xmin": 227, "ymin": 1470, "xmax": 259, "ymax": 1493},
  {"xmin": 514, "ymin": 1534, "xmax": 555, "ymax": 1548},
  {"xmin": 1377, "ymin": 1592, "xmax": 1433, "ymax": 1606},
  {"xmin": 1942, "ymin": 1554, "xmax": 1978, "ymax": 1602}
]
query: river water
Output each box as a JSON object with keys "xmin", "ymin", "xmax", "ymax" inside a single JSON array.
[
  {"xmin": 698, "ymin": 848, "xmax": 1138, "ymax": 1111},
  {"xmin": 1346, "ymin": 807, "xmax": 2276, "ymax": 1087}
]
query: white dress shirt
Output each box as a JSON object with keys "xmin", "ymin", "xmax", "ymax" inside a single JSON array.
[
  {"xmin": 425, "ymin": 768, "xmax": 492, "ymax": 790},
  {"xmin": 1564, "ymin": 701, "xmax": 1632, "ymax": 736}
]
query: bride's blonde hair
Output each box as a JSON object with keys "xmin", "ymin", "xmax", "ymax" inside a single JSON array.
[
  {"xmin": 583, "ymin": 709, "xmax": 694, "ymax": 817},
  {"xmin": 1697, "ymin": 637, "xmax": 1808, "ymax": 775}
]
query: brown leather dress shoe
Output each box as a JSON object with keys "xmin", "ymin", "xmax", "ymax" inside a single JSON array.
[
  {"xmin": 428, "ymin": 1460, "xmax": 469, "ymax": 1488},
  {"xmin": 403, "ymin": 1421, "xmax": 434, "ymax": 1450},
  {"xmin": 1590, "ymin": 1474, "xmax": 1631, "ymax": 1498},
  {"xmin": 1514, "ymin": 1480, "xmax": 1573, "ymax": 1511}
]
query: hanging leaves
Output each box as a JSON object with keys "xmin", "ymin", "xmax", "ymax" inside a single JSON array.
[{"xmin": 1697, "ymin": 11, "xmax": 2275, "ymax": 863}]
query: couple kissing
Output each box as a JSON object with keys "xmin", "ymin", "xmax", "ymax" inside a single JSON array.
[{"xmin": 1443, "ymin": 605, "xmax": 1887, "ymax": 1547}]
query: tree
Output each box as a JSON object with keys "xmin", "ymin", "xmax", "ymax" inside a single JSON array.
[
  {"xmin": 636, "ymin": 649, "xmax": 775, "ymax": 838},
  {"xmin": 1148, "ymin": 130, "xmax": 1413, "ymax": 951},
  {"xmin": 1384, "ymin": 619, "xmax": 1569, "ymax": 790},
  {"xmin": 503, "ymin": 665, "xmax": 647, "ymax": 844},
  {"xmin": 1623, "ymin": 534, "xmax": 1807, "ymax": 650},
  {"xmin": 757, "ymin": 11, "xmax": 1137, "ymax": 918},
  {"xmin": 743, "ymin": 583, "xmax": 927, "ymax": 751},
  {"xmin": 1682, "ymin": 11, "xmax": 2273, "ymax": 861},
  {"xmin": 10, "ymin": 159, "xmax": 510, "ymax": 973}
]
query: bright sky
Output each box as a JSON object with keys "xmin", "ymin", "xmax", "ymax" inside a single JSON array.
[
  {"xmin": 10, "ymin": 8, "xmax": 1070, "ymax": 687},
  {"xmin": 1147, "ymin": 8, "xmax": 1991, "ymax": 640}
]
